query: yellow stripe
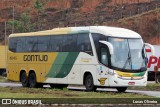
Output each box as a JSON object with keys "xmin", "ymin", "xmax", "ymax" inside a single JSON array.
[
  {"xmin": 115, "ymin": 70, "xmax": 133, "ymax": 77},
  {"xmin": 9, "ymin": 28, "xmax": 72, "ymax": 37}
]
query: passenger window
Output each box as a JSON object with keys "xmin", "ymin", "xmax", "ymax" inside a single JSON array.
[
  {"xmin": 92, "ymin": 33, "xmax": 106, "ymax": 61},
  {"xmin": 77, "ymin": 33, "xmax": 92, "ymax": 55},
  {"xmin": 38, "ymin": 36, "xmax": 50, "ymax": 52},
  {"xmin": 62, "ymin": 35, "xmax": 77, "ymax": 52},
  {"xmin": 9, "ymin": 37, "xmax": 17, "ymax": 52},
  {"xmin": 100, "ymin": 48, "xmax": 108, "ymax": 66},
  {"xmin": 50, "ymin": 36, "xmax": 63, "ymax": 52},
  {"xmin": 26, "ymin": 37, "xmax": 38, "ymax": 52},
  {"xmin": 16, "ymin": 37, "xmax": 26, "ymax": 52}
]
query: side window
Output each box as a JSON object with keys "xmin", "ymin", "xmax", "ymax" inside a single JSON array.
[
  {"xmin": 16, "ymin": 37, "xmax": 25, "ymax": 52},
  {"xmin": 70, "ymin": 35, "xmax": 77, "ymax": 51},
  {"xmin": 50, "ymin": 36, "xmax": 63, "ymax": 52},
  {"xmin": 62, "ymin": 36, "xmax": 67, "ymax": 51},
  {"xmin": 62, "ymin": 35, "xmax": 77, "ymax": 52},
  {"xmin": 9, "ymin": 37, "xmax": 17, "ymax": 52},
  {"xmin": 77, "ymin": 33, "xmax": 92, "ymax": 55},
  {"xmin": 26, "ymin": 37, "xmax": 38, "ymax": 52},
  {"xmin": 92, "ymin": 33, "xmax": 106, "ymax": 61},
  {"xmin": 100, "ymin": 47, "xmax": 108, "ymax": 66},
  {"xmin": 38, "ymin": 36, "xmax": 50, "ymax": 52}
]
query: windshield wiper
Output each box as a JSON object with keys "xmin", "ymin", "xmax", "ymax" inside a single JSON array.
[
  {"xmin": 123, "ymin": 52, "xmax": 132, "ymax": 69},
  {"xmin": 123, "ymin": 39, "xmax": 132, "ymax": 70}
]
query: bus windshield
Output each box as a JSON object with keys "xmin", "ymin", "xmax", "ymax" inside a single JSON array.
[{"xmin": 108, "ymin": 37, "xmax": 145, "ymax": 71}]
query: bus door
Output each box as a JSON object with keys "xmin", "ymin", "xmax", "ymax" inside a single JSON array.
[{"xmin": 96, "ymin": 45, "xmax": 109, "ymax": 86}]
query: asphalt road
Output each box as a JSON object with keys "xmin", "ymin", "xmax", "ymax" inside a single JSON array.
[
  {"xmin": 68, "ymin": 86, "xmax": 160, "ymax": 98},
  {"xmin": 0, "ymin": 82, "xmax": 160, "ymax": 97}
]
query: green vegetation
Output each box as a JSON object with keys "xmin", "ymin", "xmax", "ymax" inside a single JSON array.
[
  {"xmin": 118, "ymin": 8, "xmax": 160, "ymax": 21},
  {"xmin": 34, "ymin": 0, "xmax": 50, "ymax": 30},
  {"xmin": 129, "ymin": 83, "xmax": 160, "ymax": 91},
  {"xmin": 0, "ymin": 76, "xmax": 7, "ymax": 82},
  {"xmin": 0, "ymin": 76, "xmax": 159, "ymax": 98},
  {"xmin": 7, "ymin": 13, "xmax": 36, "ymax": 33},
  {"xmin": 34, "ymin": 0, "xmax": 46, "ymax": 14},
  {"xmin": 7, "ymin": 0, "xmax": 51, "ymax": 33},
  {"xmin": 0, "ymin": 87, "xmax": 152, "ymax": 98}
]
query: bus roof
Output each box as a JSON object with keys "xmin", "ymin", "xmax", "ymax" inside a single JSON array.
[{"xmin": 9, "ymin": 26, "xmax": 141, "ymax": 38}]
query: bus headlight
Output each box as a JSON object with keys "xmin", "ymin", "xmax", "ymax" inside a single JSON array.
[{"xmin": 114, "ymin": 74, "xmax": 120, "ymax": 78}]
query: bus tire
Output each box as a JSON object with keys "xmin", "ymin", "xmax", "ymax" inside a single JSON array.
[
  {"xmin": 116, "ymin": 87, "xmax": 127, "ymax": 93},
  {"xmin": 29, "ymin": 72, "xmax": 37, "ymax": 88},
  {"xmin": 20, "ymin": 72, "xmax": 29, "ymax": 87},
  {"xmin": 157, "ymin": 75, "xmax": 160, "ymax": 83},
  {"xmin": 2, "ymin": 71, "xmax": 7, "ymax": 77},
  {"xmin": 84, "ymin": 74, "xmax": 97, "ymax": 92}
]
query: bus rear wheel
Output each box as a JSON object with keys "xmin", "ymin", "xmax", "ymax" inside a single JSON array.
[
  {"xmin": 116, "ymin": 87, "xmax": 127, "ymax": 93},
  {"xmin": 29, "ymin": 72, "xmax": 38, "ymax": 88},
  {"xmin": 20, "ymin": 72, "xmax": 29, "ymax": 87},
  {"xmin": 84, "ymin": 74, "xmax": 97, "ymax": 92}
]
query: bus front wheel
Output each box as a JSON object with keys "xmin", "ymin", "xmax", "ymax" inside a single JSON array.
[
  {"xmin": 116, "ymin": 87, "xmax": 127, "ymax": 93},
  {"xmin": 20, "ymin": 72, "xmax": 29, "ymax": 87},
  {"xmin": 84, "ymin": 74, "xmax": 97, "ymax": 92}
]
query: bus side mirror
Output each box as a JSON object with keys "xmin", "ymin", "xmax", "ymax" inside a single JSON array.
[
  {"xmin": 99, "ymin": 40, "xmax": 114, "ymax": 55},
  {"xmin": 144, "ymin": 43, "xmax": 155, "ymax": 56}
]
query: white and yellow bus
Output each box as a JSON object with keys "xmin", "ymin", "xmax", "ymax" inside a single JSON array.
[
  {"xmin": 7, "ymin": 26, "xmax": 154, "ymax": 92},
  {"xmin": 0, "ymin": 45, "xmax": 7, "ymax": 75}
]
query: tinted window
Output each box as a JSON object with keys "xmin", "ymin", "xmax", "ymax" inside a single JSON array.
[
  {"xmin": 77, "ymin": 33, "xmax": 92, "ymax": 55},
  {"xmin": 92, "ymin": 33, "xmax": 106, "ymax": 52},
  {"xmin": 9, "ymin": 33, "xmax": 93, "ymax": 55},
  {"xmin": 101, "ymin": 47, "xmax": 108, "ymax": 66},
  {"xmin": 38, "ymin": 36, "xmax": 50, "ymax": 52},
  {"xmin": 50, "ymin": 36, "xmax": 63, "ymax": 52},
  {"xmin": 92, "ymin": 33, "xmax": 106, "ymax": 60},
  {"xmin": 9, "ymin": 37, "xmax": 17, "ymax": 52},
  {"xmin": 26, "ymin": 37, "xmax": 38, "ymax": 52},
  {"xmin": 62, "ymin": 35, "xmax": 77, "ymax": 52},
  {"xmin": 16, "ymin": 37, "xmax": 26, "ymax": 52}
]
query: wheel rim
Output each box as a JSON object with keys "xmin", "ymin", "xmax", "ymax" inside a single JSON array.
[
  {"xmin": 87, "ymin": 78, "xmax": 92, "ymax": 88},
  {"xmin": 86, "ymin": 75, "xmax": 93, "ymax": 90}
]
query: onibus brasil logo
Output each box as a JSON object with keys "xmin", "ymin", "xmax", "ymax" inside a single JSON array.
[{"xmin": 1, "ymin": 99, "xmax": 42, "ymax": 105}]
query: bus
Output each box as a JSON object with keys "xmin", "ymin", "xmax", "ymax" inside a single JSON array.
[
  {"xmin": 0, "ymin": 45, "xmax": 7, "ymax": 76},
  {"xmin": 7, "ymin": 26, "xmax": 154, "ymax": 92}
]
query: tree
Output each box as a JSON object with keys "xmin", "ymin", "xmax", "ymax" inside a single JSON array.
[
  {"xmin": 34, "ymin": 0, "xmax": 45, "ymax": 14},
  {"xmin": 34, "ymin": 0, "xmax": 49, "ymax": 30},
  {"xmin": 8, "ymin": 13, "xmax": 36, "ymax": 33}
]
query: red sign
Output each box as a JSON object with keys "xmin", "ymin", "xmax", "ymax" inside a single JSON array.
[{"xmin": 147, "ymin": 56, "xmax": 160, "ymax": 68}]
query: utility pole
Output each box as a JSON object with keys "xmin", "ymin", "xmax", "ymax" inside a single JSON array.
[
  {"xmin": 5, "ymin": 21, "xmax": 7, "ymax": 74},
  {"xmin": 12, "ymin": 0, "xmax": 15, "ymax": 33},
  {"xmin": 12, "ymin": 6, "xmax": 14, "ymax": 33}
]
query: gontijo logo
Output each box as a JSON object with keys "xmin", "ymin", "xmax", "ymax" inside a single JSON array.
[{"xmin": 146, "ymin": 49, "xmax": 160, "ymax": 68}]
